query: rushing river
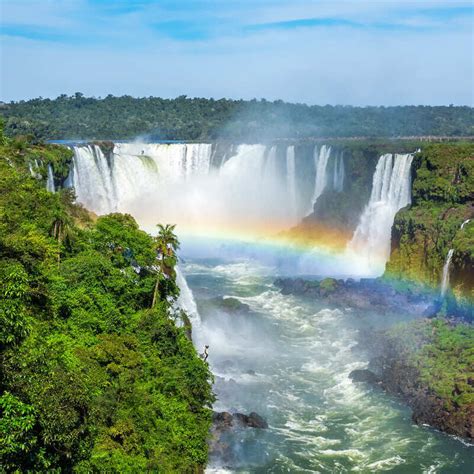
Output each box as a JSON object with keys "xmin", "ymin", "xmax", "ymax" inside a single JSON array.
[{"xmin": 180, "ymin": 256, "xmax": 473, "ymax": 473}]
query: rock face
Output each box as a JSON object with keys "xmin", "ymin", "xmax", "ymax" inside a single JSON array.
[
  {"xmin": 385, "ymin": 143, "xmax": 474, "ymax": 322},
  {"xmin": 356, "ymin": 321, "xmax": 474, "ymax": 440}
]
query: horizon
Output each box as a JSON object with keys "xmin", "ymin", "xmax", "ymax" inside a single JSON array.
[{"xmin": 2, "ymin": 92, "xmax": 473, "ymax": 108}]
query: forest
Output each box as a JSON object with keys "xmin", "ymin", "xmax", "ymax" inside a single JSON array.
[
  {"xmin": 0, "ymin": 124, "xmax": 214, "ymax": 471},
  {"xmin": 1, "ymin": 93, "xmax": 473, "ymax": 141}
]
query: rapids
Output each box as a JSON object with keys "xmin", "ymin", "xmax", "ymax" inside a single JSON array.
[{"xmin": 181, "ymin": 254, "xmax": 473, "ymax": 472}]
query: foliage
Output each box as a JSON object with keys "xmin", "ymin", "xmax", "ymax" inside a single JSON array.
[
  {"xmin": 1, "ymin": 94, "xmax": 473, "ymax": 141},
  {"xmin": 385, "ymin": 143, "xmax": 474, "ymax": 315},
  {"xmin": 0, "ymin": 140, "xmax": 213, "ymax": 471},
  {"xmin": 387, "ymin": 319, "xmax": 474, "ymax": 411}
]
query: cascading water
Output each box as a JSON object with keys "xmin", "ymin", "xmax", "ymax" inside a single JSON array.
[
  {"xmin": 439, "ymin": 219, "xmax": 471, "ymax": 297},
  {"xmin": 333, "ymin": 152, "xmax": 345, "ymax": 192},
  {"xmin": 440, "ymin": 249, "xmax": 454, "ymax": 298},
  {"xmin": 348, "ymin": 153, "xmax": 414, "ymax": 275},
  {"xmin": 307, "ymin": 145, "xmax": 332, "ymax": 214},
  {"xmin": 46, "ymin": 164, "xmax": 55, "ymax": 192},
  {"xmin": 66, "ymin": 145, "xmax": 117, "ymax": 213},
  {"xmin": 286, "ymin": 146, "xmax": 297, "ymax": 222},
  {"xmin": 175, "ymin": 266, "xmax": 201, "ymax": 329},
  {"xmin": 67, "ymin": 142, "xmax": 318, "ymax": 235}
]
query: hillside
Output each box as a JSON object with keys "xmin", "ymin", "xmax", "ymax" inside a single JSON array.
[{"xmin": 0, "ymin": 126, "xmax": 214, "ymax": 471}]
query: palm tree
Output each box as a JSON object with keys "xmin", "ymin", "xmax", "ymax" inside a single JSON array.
[
  {"xmin": 50, "ymin": 208, "xmax": 73, "ymax": 267},
  {"xmin": 151, "ymin": 224, "xmax": 180, "ymax": 307}
]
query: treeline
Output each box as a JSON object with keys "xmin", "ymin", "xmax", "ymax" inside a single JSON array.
[
  {"xmin": 1, "ymin": 93, "xmax": 473, "ymax": 141},
  {"xmin": 0, "ymin": 123, "xmax": 214, "ymax": 471}
]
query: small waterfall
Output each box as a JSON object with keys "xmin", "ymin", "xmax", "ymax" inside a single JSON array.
[
  {"xmin": 439, "ymin": 219, "xmax": 471, "ymax": 297},
  {"xmin": 175, "ymin": 266, "xmax": 200, "ymax": 329},
  {"xmin": 333, "ymin": 152, "xmax": 344, "ymax": 192},
  {"xmin": 286, "ymin": 146, "xmax": 297, "ymax": 222},
  {"xmin": 440, "ymin": 249, "xmax": 454, "ymax": 297},
  {"xmin": 46, "ymin": 164, "xmax": 55, "ymax": 192},
  {"xmin": 349, "ymin": 153, "xmax": 414, "ymax": 274},
  {"xmin": 306, "ymin": 145, "xmax": 332, "ymax": 215}
]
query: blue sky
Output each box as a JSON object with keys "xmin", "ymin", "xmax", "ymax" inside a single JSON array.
[{"xmin": 1, "ymin": 0, "xmax": 473, "ymax": 105}]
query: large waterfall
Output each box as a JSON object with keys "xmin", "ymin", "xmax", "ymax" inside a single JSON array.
[
  {"xmin": 65, "ymin": 142, "xmax": 346, "ymax": 235},
  {"xmin": 348, "ymin": 153, "xmax": 414, "ymax": 274}
]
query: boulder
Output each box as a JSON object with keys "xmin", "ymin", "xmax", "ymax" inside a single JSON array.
[{"xmin": 349, "ymin": 369, "xmax": 380, "ymax": 384}]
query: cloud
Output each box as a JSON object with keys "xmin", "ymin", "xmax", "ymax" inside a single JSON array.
[{"xmin": 0, "ymin": 1, "xmax": 472, "ymax": 104}]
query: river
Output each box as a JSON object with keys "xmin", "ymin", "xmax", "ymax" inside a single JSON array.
[{"xmin": 180, "ymin": 254, "xmax": 473, "ymax": 473}]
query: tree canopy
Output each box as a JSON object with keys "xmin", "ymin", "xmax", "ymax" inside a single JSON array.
[{"xmin": 1, "ymin": 94, "xmax": 473, "ymax": 142}]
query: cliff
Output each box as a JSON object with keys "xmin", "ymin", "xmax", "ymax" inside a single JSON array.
[{"xmin": 385, "ymin": 143, "xmax": 474, "ymax": 319}]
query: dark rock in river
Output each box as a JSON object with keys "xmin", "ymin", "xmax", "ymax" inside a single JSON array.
[
  {"xmin": 234, "ymin": 412, "xmax": 269, "ymax": 429},
  {"xmin": 211, "ymin": 410, "xmax": 268, "ymax": 431},
  {"xmin": 349, "ymin": 369, "xmax": 381, "ymax": 384}
]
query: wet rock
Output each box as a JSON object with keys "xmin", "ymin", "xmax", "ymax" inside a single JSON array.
[
  {"xmin": 349, "ymin": 369, "xmax": 380, "ymax": 384},
  {"xmin": 212, "ymin": 411, "xmax": 268, "ymax": 431},
  {"xmin": 212, "ymin": 411, "xmax": 234, "ymax": 431},
  {"xmin": 202, "ymin": 296, "xmax": 251, "ymax": 315},
  {"xmin": 233, "ymin": 412, "xmax": 268, "ymax": 429}
]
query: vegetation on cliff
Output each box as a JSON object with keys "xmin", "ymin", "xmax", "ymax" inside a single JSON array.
[
  {"xmin": 0, "ymin": 126, "xmax": 214, "ymax": 471},
  {"xmin": 385, "ymin": 143, "xmax": 474, "ymax": 319},
  {"xmin": 377, "ymin": 319, "xmax": 474, "ymax": 439},
  {"xmin": 1, "ymin": 94, "xmax": 473, "ymax": 141}
]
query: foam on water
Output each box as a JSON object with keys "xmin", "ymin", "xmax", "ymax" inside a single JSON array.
[{"xmin": 182, "ymin": 258, "xmax": 473, "ymax": 473}]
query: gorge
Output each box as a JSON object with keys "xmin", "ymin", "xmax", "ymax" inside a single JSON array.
[
  {"xmin": 51, "ymin": 140, "xmax": 473, "ymax": 469},
  {"xmin": 3, "ymin": 134, "xmax": 473, "ymax": 472}
]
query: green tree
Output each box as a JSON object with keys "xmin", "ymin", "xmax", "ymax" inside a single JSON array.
[{"xmin": 152, "ymin": 224, "xmax": 180, "ymax": 308}]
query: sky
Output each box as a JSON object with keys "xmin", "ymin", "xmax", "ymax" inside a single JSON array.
[{"xmin": 0, "ymin": 0, "xmax": 473, "ymax": 105}]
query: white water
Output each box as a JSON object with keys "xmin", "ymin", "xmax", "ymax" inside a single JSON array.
[
  {"xmin": 333, "ymin": 151, "xmax": 345, "ymax": 192},
  {"xmin": 440, "ymin": 249, "xmax": 454, "ymax": 298},
  {"xmin": 348, "ymin": 153, "xmax": 414, "ymax": 275},
  {"xmin": 307, "ymin": 145, "xmax": 332, "ymax": 214},
  {"xmin": 439, "ymin": 219, "xmax": 471, "ymax": 297},
  {"xmin": 461, "ymin": 219, "xmax": 471, "ymax": 230},
  {"xmin": 180, "ymin": 258, "xmax": 472, "ymax": 473},
  {"xmin": 46, "ymin": 164, "xmax": 55, "ymax": 192},
  {"xmin": 175, "ymin": 266, "xmax": 201, "ymax": 330},
  {"xmin": 286, "ymin": 146, "xmax": 297, "ymax": 222},
  {"xmin": 66, "ymin": 142, "xmax": 319, "ymax": 234}
]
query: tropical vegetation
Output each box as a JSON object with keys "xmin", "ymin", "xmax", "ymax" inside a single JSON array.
[
  {"xmin": 1, "ymin": 93, "xmax": 473, "ymax": 142},
  {"xmin": 0, "ymin": 124, "xmax": 214, "ymax": 472}
]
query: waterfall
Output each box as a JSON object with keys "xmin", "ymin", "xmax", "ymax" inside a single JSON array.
[
  {"xmin": 306, "ymin": 145, "xmax": 331, "ymax": 215},
  {"xmin": 175, "ymin": 266, "xmax": 200, "ymax": 328},
  {"xmin": 439, "ymin": 219, "xmax": 471, "ymax": 297},
  {"xmin": 440, "ymin": 249, "xmax": 454, "ymax": 298},
  {"xmin": 67, "ymin": 142, "xmax": 305, "ymax": 234},
  {"xmin": 46, "ymin": 164, "xmax": 55, "ymax": 192},
  {"xmin": 65, "ymin": 145, "xmax": 117, "ymax": 214},
  {"xmin": 349, "ymin": 153, "xmax": 414, "ymax": 275},
  {"xmin": 333, "ymin": 152, "xmax": 344, "ymax": 192},
  {"xmin": 286, "ymin": 146, "xmax": 297, "ymax": 222}
]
